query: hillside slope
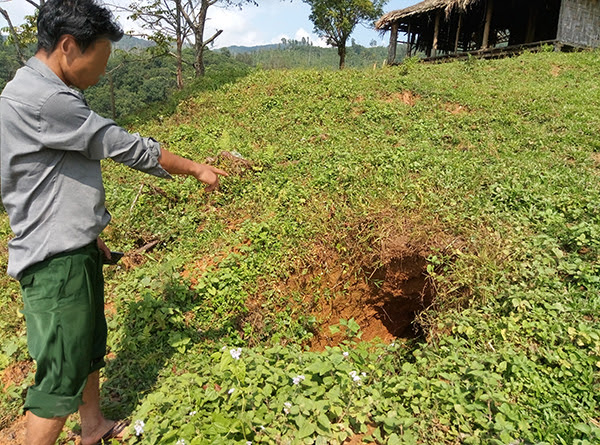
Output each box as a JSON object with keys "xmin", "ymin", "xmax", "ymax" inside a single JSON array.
[{"xmin": 1, "ymin": 49, "xmax": 600, "ymax": 444}]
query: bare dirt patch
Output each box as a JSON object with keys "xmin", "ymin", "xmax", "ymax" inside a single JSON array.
[
  {"xmin": 550, "ymin": 64, "xmax": 562, "ymax": 77},
  {"xmin": 0, "ymin": 416, "xmax": 81, "ymax": 445},
  {"xmin": 1, "ymin": 360, "xmax": 32, "ymax": 392},
  {"xmin": 385, "ymin": 90, "xmax": 420, "ymax": 106},
  {"xmin": 591, "ymin": 152, "xmax": 600, "ymax": 173},
  {"xmin": 0, "ymin": 415, "xmax": 26, "ymax": 445},
  {"xmin": 443, "ymin": 102, "xmax": 470, "ymax": 115}
]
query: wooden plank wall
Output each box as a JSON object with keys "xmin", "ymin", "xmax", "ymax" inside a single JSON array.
[{"xmin": 557, "ymin": 0, "xmax": 600, "ymax": 47}]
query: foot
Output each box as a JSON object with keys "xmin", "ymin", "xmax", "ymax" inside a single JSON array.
[{"xmin": 81, "ymin": 419, "xmax": 128, "ymax": 445}]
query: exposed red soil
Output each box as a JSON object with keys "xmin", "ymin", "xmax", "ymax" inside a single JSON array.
[
  {"xmin": 0, "ymin": 361, "xmax": 30, "ymax": 445},
  {"xmin": 0, "ymin": 415, "xmax": 26, "ymax": 445},
  {"xmin": 1, "ymin": 360, "xmax": 32, "ymax": 392},
  {"xmin": 385, "ymin": 90, "xmax": 421, "ymax": 106},
  {"xmin": 0, "ymin": 416, "xmax": 81, "ymax": 445}
]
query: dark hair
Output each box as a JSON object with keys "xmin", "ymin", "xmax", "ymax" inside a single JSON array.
[{"xmin": 37, "ymin": 0, "xmax": 124, "ymax": 53}]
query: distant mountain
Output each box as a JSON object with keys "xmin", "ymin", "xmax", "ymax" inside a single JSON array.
[
  {"xmin": 223, "ymin": 44, "xmax": 284, "ymax": 54},
  {"xmin": 115, "ymin": 35, "xmax": 155, "ymax": 51}
]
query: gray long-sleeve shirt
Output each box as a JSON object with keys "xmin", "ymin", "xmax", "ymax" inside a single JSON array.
[{"xmin": 0, "ymin": 57, "xmax": 172, "ymax": 279}]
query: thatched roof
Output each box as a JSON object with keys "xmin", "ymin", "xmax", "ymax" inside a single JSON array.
[{"xmin": 375, "ymin": 0, "xmax": 481, "ymax": 30}]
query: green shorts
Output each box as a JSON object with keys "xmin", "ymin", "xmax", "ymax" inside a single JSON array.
[{"xmin": 19, "ymin": 242, "xmax": 107, "ymax": 419}]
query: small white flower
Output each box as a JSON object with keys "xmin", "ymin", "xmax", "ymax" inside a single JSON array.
[
  {"xmin": 188, "ymin": 411, "xmax": 197, "ymax": 416},
  {"xmin": 228, "ymin": 387, "xmax": 235, "ymax": 395},
  {"xmin": 343, "ymin": 351, "xmax": 349, "ymax": 357},
  {"xmin": 230, "ymin": 348, "xmax": 242, "ymax": 360},
  {"xmin": 361, "ymin": 372, "xmax": 367, "ymax": 377},
  {"xmin": 246, "ymin": 442, "xmax": 252, "ymax": 445},
  {"xmin": 349, "ymin": 371, "xmax": 361, "ymax": 382},
  {"xmin": 134, "ymin": 419, "xmax": 145, "ymax": 436},
  {"xmin": 260, "ymin": 425, "xmax": 266, "ymax": 430},
  {"xmin": 292, "ymin": 375, "xmax": 305, "ymax": 385},
  {"xmin": 283, "ymin": 401, "xmax": 292, "ymax": 414},
  {"xmin": 176, "ymin": 440, "xmax": 187, "ymax": 445}
]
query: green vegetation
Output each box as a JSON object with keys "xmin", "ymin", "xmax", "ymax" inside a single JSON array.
[
  {"xmin": 0, "ymin": 37, "xmax": 393, "ymax": 122},
  {"xmin": 1, "ymin": 49, "xmax": 600, "ymax": 444}
]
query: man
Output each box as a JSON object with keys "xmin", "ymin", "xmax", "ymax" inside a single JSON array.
[{"xmin": 0, "ymin": 1, "xmax": 227, "ymax": 444}]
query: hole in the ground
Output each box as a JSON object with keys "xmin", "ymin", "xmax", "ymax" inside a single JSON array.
[
  {"xmin": 236, "ymin": 217, "xmax": 464, "ymax": 349},
  {"xmin": 308, "ymin": 240, "xmax": 434, "ymax": 350},
  {"xmin": 367, "ymin": 252, "xmax": 433, "ymax": 338}
]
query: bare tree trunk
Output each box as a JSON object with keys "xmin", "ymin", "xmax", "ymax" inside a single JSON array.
[
  {"xmin": 176, "ymin": 39, "xmax": 184, "ymax": 88},
  {"xmin": 338, "ymin": 45, "xmax": 346, "ymax": 69},
  {"xmin": 175, "ymin": 0, "xmax": 183, "ymax": 89},
  {"xmin": 192, "ymin": 1, "xmax": 209, "ymax": 77},
  {"xmin": 0, "ymin": 7, "xmax": 27, "ymax": 65}
]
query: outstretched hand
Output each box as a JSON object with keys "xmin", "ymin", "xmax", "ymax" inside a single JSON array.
[
  {"xmin": 193, "ymin": 164, "xmax": 228, "ymax": 192},
  {"xmin": 158, "ymin": 147, "xmax": 228, "ymax": 192}
]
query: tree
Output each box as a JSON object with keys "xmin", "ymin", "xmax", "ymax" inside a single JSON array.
[
  {"xmin": 114, "ymin": 0, "xmax": 190, "ymax": 88},
  {"xmin": 179, "ymin": 0, "xmax": 256, "ymax": 77},
  {"xmin": 120, "ymin": 0, "xmax": 256, "ymax": 79},
  {"xmin": 0, "ymin": 0, "xmax": 42, "ymax": 65},
  {"xmin": 303, "ymin": 0, "xmax": 386, "ymax": 69}
]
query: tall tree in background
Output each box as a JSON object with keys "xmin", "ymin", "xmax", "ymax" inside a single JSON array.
[
  {"xmin": 121, "ymin": 0, "xmax": 256, "ymax": 78},
  {"xmin": 117, "ymin": 0, "xmax": 190, "ymax": 89},
  {"xmin": 303, "ymin": 0, "xmax": 385, "ymax": 69},
  {"xmin": 0, "ymin": 0, "xmax": 43, "ymax": 65},
  {"xmin": 180, "ymin": 0, "xmax": 256, "ymax": 77}
]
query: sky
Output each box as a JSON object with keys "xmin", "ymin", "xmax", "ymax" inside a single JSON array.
[{"xmin": 0, "ymin": 0, "xmax": 415, "ymax": 48}]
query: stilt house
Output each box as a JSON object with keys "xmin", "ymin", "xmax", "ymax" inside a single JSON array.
[{"xmin": 376, "ymin": 0, "xmax": 600, "ymax": 63}]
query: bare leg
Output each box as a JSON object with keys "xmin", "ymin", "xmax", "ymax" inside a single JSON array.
[
  {"xmin": 25, "ymin": 411, "xmax": 67, "ymax": 445},
  {"xmin": 25, "ymin": 372, "xmax": 123, "ymax": 445},
  {"xmin": 79, "ymin": 370, "xmax": 122, "ymax": 445}
]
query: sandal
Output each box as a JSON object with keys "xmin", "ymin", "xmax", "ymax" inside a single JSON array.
[{"xmin": 94, "ymin": 420, "xmax": 129, "ymax": 444}]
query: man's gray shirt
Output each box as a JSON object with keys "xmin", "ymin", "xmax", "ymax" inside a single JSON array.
[{"xmin": 0, "ymin": 57, "xmax": 172, "ymax": 279}]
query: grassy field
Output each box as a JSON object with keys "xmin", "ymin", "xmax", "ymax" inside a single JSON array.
[{"xmin": 1, "ymin": 48, "xmax": 600, "ymax": 444}]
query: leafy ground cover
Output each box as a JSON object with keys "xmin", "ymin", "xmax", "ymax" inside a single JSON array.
[{"xmin": 1, "ymin": 48, "xmax": 600, "ymax": 444}]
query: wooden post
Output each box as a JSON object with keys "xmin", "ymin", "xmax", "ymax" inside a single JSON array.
[
  {"xmin": 482, "ymin": 0, "xmax": 494, "ymax": 49},
  {"xmin": 432, "ymin": 9, "xmax": 441, "ymax": 56},
  {"xmin": 525, "ymin": 4, "xmax": 537, "ymax": 43},
  {"xmin": 407, "ymin": 21, "xmax": 412, "ymax": 57},
  {"xmin": 454, "ymin": 13, "xmax": 463, "ymax": 53},
  {"xmin": 388, "ymin": 22, "xmax": 399, "ymax": 65}
]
